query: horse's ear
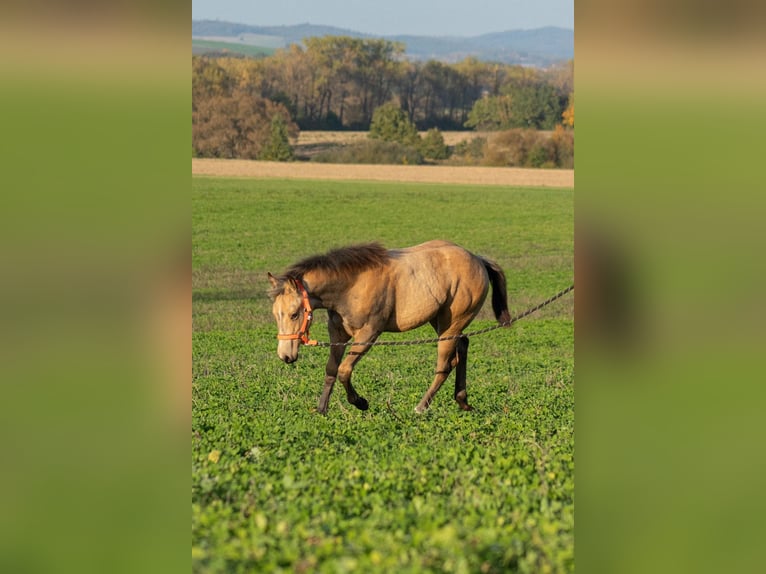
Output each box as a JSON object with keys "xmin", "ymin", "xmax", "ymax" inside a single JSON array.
[{"xmin": 267, "ymin": 272, "xmax": 279, "ymax": 288}]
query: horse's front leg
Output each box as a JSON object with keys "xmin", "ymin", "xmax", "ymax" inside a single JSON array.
[
  {"xmin": 318, "ymin": 311, "xmax": 350, "ymax": 414},
  {"xmin": 335, "ymin": 326, "xmax": 380, "ymax": 411}
]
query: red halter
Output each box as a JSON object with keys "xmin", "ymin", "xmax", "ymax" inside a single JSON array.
[{"xmin": 276, "ymin": 279, "xmax": 318, "ymax": 346}]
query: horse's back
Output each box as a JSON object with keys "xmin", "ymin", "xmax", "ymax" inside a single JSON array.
[
  {"xmin": 393, "ymin": 240, "xmax": 487, "ymax": 279},
  {"xmin": 387, "ymin": 241, "xmax": 489, "ymax": 332},
  {"xmin": 396, "ymin": 239, "xmax": 458, "ymax": 254}
]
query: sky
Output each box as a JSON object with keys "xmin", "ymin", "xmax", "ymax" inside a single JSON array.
[{"xmin": 191, "ymin": 0, "xmax": 573, "ymax": 37}]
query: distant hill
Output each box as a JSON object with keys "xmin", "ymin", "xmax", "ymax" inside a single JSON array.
[{"xmin": 192, "ymin": 20, "xmax": 572, "ymax": 66}]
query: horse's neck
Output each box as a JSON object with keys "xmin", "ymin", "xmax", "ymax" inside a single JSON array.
[{"xmin": 302, "ymin": 269, "xmax": 346, "ymax": 310}]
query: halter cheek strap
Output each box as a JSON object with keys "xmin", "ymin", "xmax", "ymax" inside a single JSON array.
[{"xmin": 276, "ymin": 279, "xmax": 318, "ymax": 346}]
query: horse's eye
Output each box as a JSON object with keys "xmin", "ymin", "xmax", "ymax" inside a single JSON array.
[{"xmin": 290, "ymin": 311, "xmax": 300, "ymax": 320}]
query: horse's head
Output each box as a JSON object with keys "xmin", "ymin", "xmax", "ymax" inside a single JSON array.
[{"xmin": 267, "ymin": 273, "xmax": 314, "ymax": 363}]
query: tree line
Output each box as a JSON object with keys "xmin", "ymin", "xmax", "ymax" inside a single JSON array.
[{"xmin": 193, "ymin": 36, "xmax": 573, "ymax": 160}]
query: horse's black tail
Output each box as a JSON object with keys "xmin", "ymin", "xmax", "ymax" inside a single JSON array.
[{"xmin": 482, "ymin": 258, "xmax": 511, "ymax": 325}]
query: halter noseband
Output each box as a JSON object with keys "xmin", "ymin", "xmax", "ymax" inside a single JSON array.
[{"xmin": 276, "ymin": 279, "xmax": 318, "ymax": 346}]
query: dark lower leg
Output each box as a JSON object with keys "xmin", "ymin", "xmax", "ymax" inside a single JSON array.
[
  {"xmin": 336, "ymin": 333, "xmax": 378, "ymax": 411},
  {"xmin": 318, "ymin": 377, "xmax": 335, "ymax": 414},
  {"xmin": 338, "ymin": 371, "xmax": 369, "ymax": 410},
  {"xmin": 453, "ymin": 336, "xmax": 472, "ymax": 411}
]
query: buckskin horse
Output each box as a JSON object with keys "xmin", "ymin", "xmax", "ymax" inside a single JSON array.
[{"xmin": 267, "ymin": 240, "xmax": 510, "ymax": 414}]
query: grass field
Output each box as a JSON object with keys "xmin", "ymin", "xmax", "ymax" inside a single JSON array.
[
  {"xmin": 192, "ymin": 177, "xmax": 574, "ymax": 572},
  {"xmin": 192, "ymin": 39, "xmax": 274, "ymax": 58}
]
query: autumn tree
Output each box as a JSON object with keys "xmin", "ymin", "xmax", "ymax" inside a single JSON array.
[
  {"xmin": 265, "ymin": 45, "xmax": 318, "ymax": 126},
  {"xmin": 541, "ymin": 59, "xmax": 574, "ymax": 97},
  {"xmin": 193, "ymin": 46, "xmax": 574, "ymax": 135},
  {"xmin": 303, "ymin": 36, "xmax": 360, "ymax": 128},
  {"xmin": 192, "ymin": 88, "xmax": 298, "ymax": 159},
  {"xmin": 451, "ymin": 58, "xmax": 489, "ymax": 126},
  {"xmin": 350, "ymin": 39, "xmax": 405, "ymax": 127},
  {"xmin": 263, "ymin": 36, "xmax": 405, "ymax": 130},
  {"xmin": 562, "ymin": 92, "xmax": 574, "ymax": 128},
  {"xmin": 396, "ymin": 61, "xmax": 421, "ymax": 124},
  {"xmin": 192, "ymin": 57, "xmax": 234, "ymax": 101}
]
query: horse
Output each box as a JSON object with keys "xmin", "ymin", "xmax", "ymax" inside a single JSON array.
[{"xmin": 267, "ymin": 240, "xmax": 510, "ymax": 414}]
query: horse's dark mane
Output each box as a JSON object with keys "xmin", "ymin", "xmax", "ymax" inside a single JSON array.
[{"xmin": 274, "ymin": 243, "xmax": 390, "ymax": 293}]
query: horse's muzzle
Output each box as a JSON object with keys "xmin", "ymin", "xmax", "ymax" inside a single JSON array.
[{"xmin": 277, "ymin": 339, "xmax": 299, "ymax": 364}]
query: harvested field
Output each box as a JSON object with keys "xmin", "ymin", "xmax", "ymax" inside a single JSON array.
[
  {"xmin": 293, "ymin": 130, "xmax": 491, "ymax": 160},
  {"xmin": 192, "ymin": 129, "xmax": 573, "ymax": 187},
  {"xmin": 192, "ymin": 159, "xmax": 573, "ymax": 188},
  {"xmin": 296, "ymin": 130, "xmax": 492, "ymax": 146}
]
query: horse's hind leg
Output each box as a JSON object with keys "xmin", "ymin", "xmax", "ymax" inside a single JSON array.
[
  {"xmin": 415, "ymin": 337, "xmax": 459, "ymax": 413},
  {"xmin": 453, "ymin": 336, "xmax": 473, "ymax": 411}
]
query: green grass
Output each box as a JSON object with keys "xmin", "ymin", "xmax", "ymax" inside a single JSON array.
[
  {"xmin": 192, "ymin": 40, "xmax": 275, "ymax": 58},
  {"xmin": 192, "ymin": 177, "xmax": 574, "ymax": 572}
]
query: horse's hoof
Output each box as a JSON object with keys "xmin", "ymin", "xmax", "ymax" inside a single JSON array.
[
  {"xmin": 414, "ymin": 405, "xmax": 427, "ymax": 414},
  {"xmin": 354, "ymin": 397, "xmax": 369, "ymax": 411},
  {"xmin": 459, "ymin": 404, "xmax": 474, "ymax": 411}
]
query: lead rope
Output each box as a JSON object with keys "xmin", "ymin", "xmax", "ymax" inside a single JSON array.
[
  {"xmin": 382, "ymin": 283, "xmax": 574, "ymax": 420},
  {"xmin": 313, "ymin": 283, "xmax": 574, "ymax": 349}
]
